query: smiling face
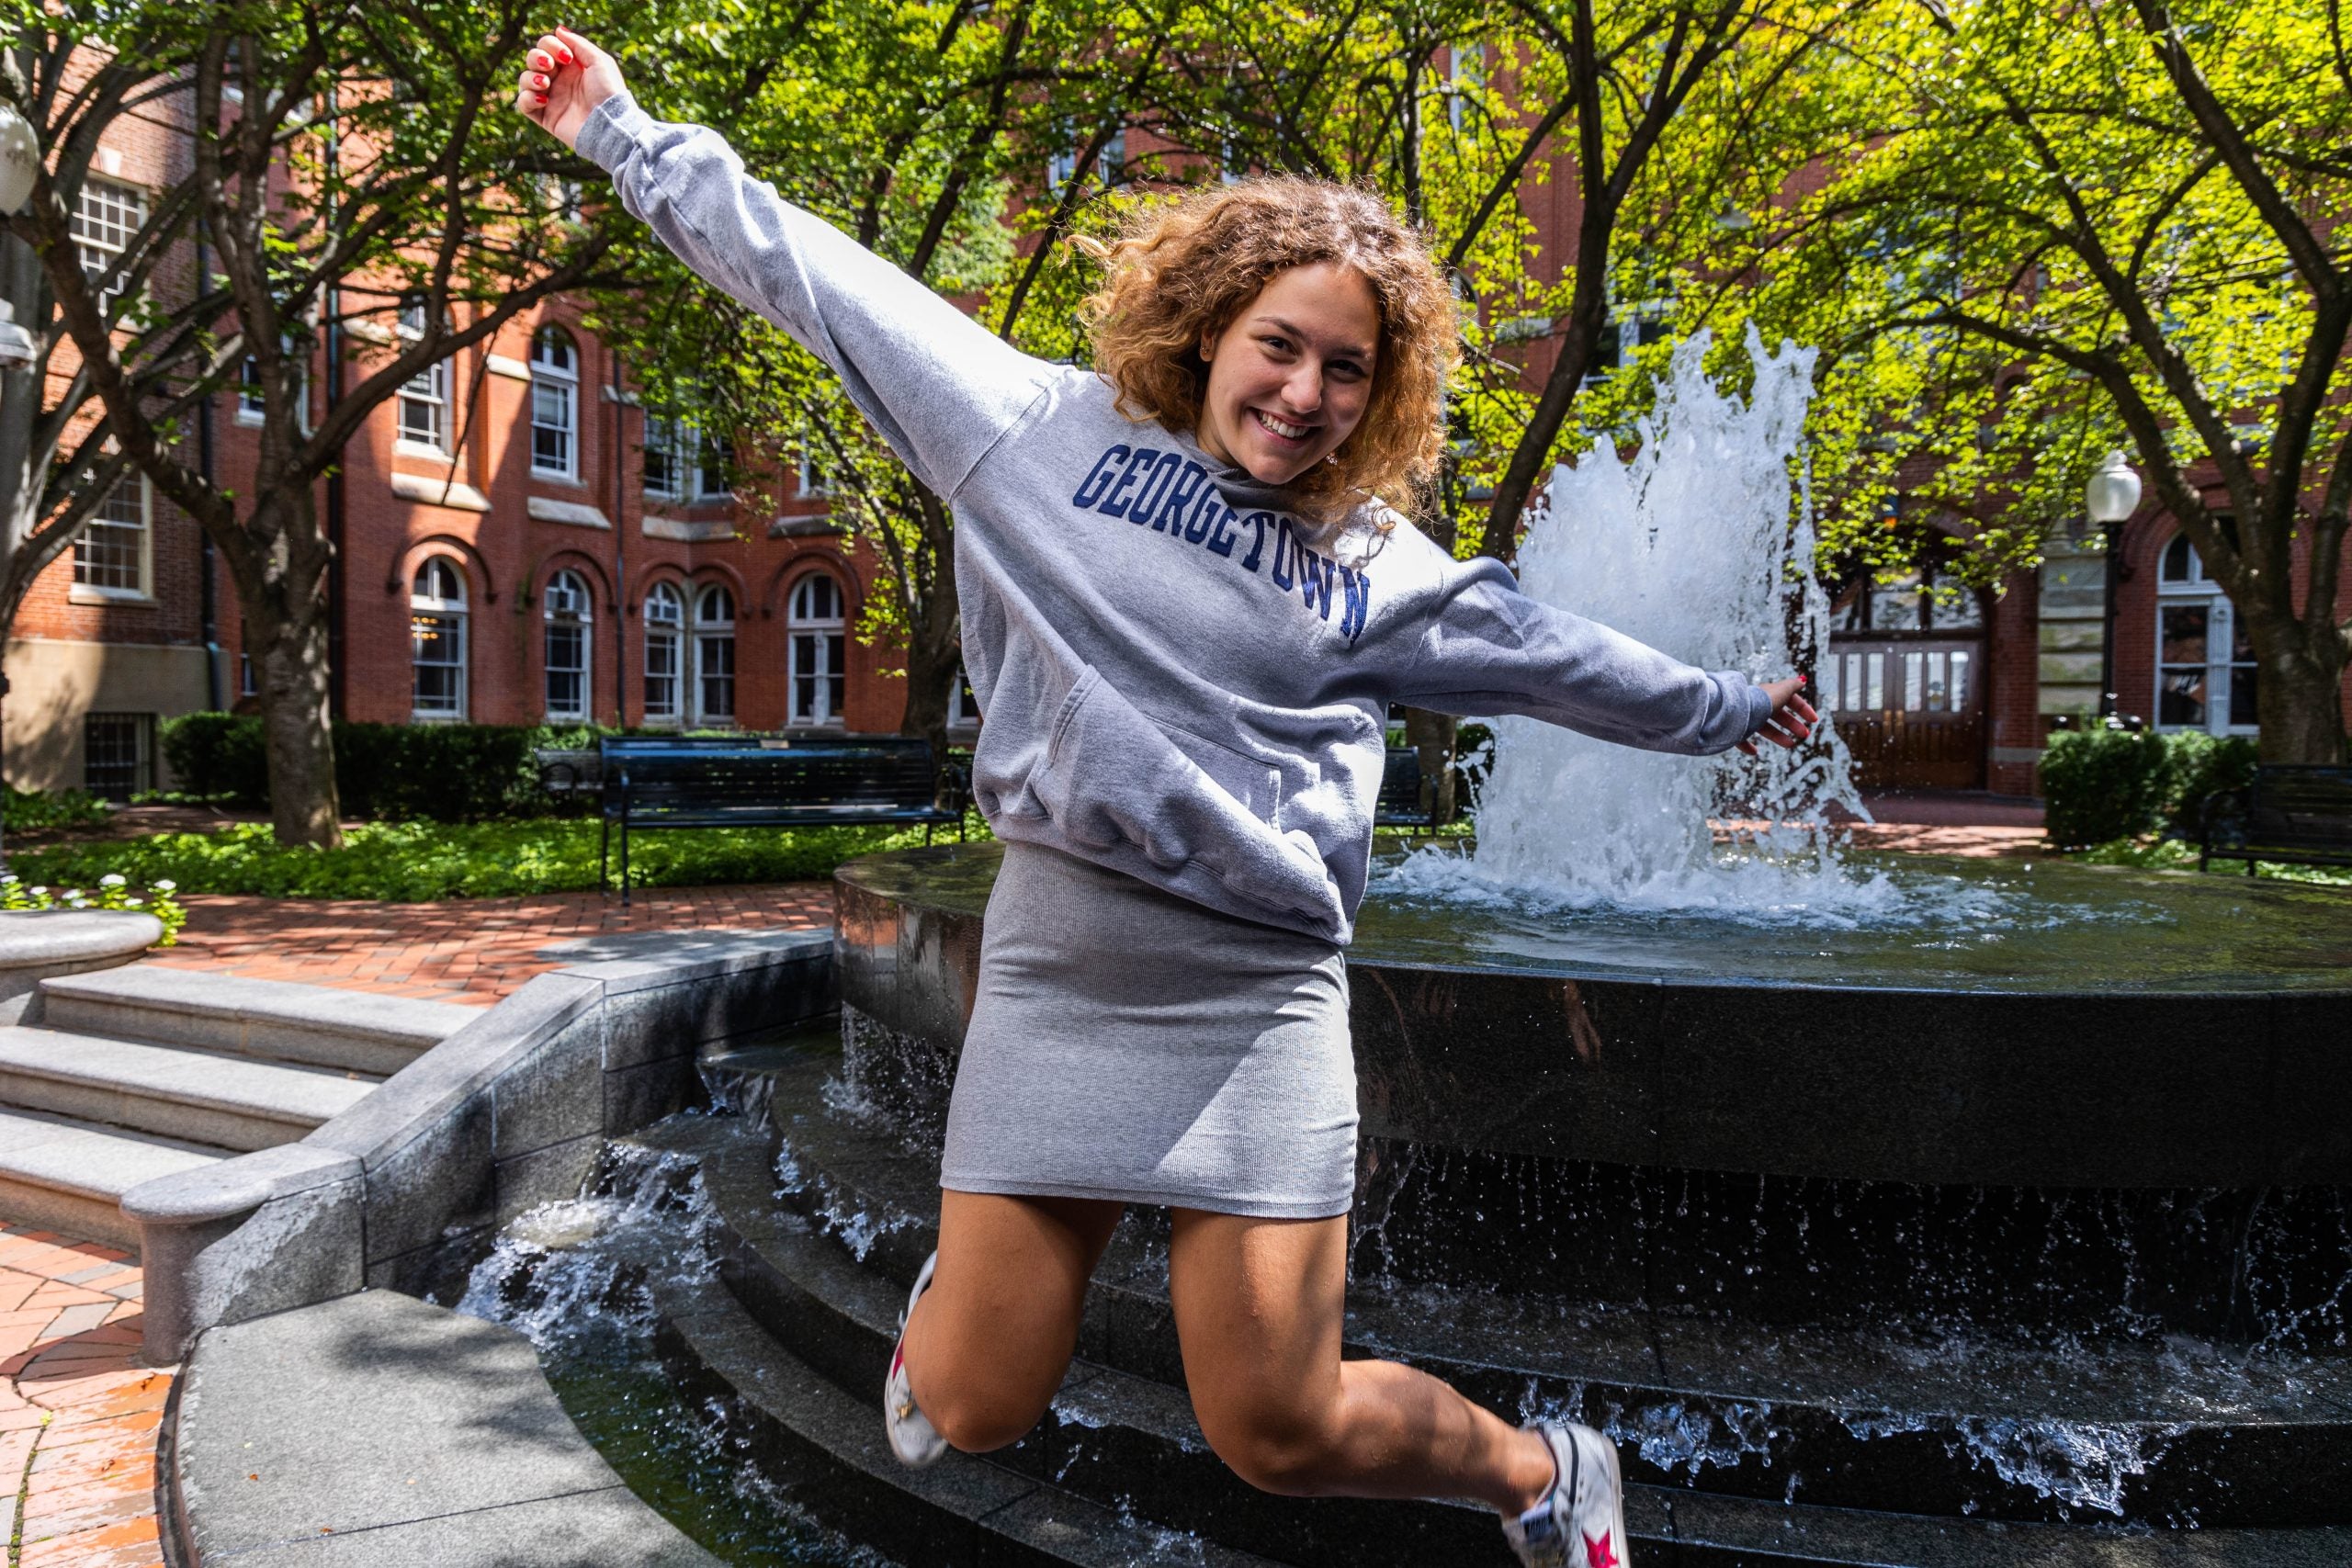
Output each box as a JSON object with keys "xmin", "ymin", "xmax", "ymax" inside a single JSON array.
[{"xmin": 1193, "ymin": 261, "xmax": 1381, "ymax": 487}]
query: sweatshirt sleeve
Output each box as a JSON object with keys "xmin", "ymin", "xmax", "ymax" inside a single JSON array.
[
  {"xmin": 1392, "ymin": 554, "xmax": 1772, "ymax": 755},
  {"xmin": 576, "ymin": 93, "xmax": 1051, "ymax": 501}
]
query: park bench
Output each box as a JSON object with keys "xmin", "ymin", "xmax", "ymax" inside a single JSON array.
[
  {"xmin": 2198, "ymin": 763, "xmax": 2352, "ymax": 874},
  {"xmin": 599, "ymin": 735, "xmax": 968, "ymax": 902}
]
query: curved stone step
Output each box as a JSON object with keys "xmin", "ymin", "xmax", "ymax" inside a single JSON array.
[
  {"xmin": 729, "ymin": 1054, "xmax": 2352, "ymax": 1532},
  {"xmin": 646, "ymin": 1116, "xmax": 2352, "ymax": 1568},
  {"xmin": 0, "ymin": 1026, "xmax": 375, "ymax": 1151},
  {"xmin": 39, "ymin": 964, "xmax": 476, "ymax": 1075},
  {"xmin": 168, "ymin": 1288, "xmax": 721, "ymax": 1565},
  {"xmin": 0, "ymin": 1106, "xmax": 221, "ymax": 1248},
  {"xmin": 654, "ymin": 1260, "xmax": 1351, "ymax": 1568}
]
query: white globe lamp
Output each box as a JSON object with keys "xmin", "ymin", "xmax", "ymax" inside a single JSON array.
[
  {"xmin": 2086, "ymin": 450, "xmax": 2142, "ymax": 528},
  {"xmin": 0, "ymin": 101, "xmax": 35, "ymax": 217}
]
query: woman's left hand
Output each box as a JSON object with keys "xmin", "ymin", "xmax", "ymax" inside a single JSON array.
[{"xmin": 1736, "ymin": 675, "xmax": 1817, "ymax": 757}]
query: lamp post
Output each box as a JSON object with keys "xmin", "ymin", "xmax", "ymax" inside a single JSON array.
[
  {"xmin": 0, "ymin": 97, "xmax": 36, "ymax": 872},
  {"xmin": 2086, "ymin": 451, "xmax": 2143, "ymax": 723}
]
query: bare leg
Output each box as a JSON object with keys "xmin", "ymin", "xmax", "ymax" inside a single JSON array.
[
  {"xmin": 1168, "ymin": 1207, "xmax": 1557, "ymax": 1514},
  {"xmin": 899, "ymin": 1189, "xmax": 1125, "ymax": 1452}
]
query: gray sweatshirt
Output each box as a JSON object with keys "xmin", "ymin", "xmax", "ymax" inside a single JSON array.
[{"xmin": 579, "ymin": 95, "xmax": 1772, "ymax": 945}]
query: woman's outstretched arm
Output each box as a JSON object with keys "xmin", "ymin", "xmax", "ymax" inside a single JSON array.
[
  {"xmin": 516, "ymin": 28, "xmax": 1050, "ymax": 502},
  {"xmin": 1389, "ymin": 547, "xmax": 1815, "ymax": 757}
]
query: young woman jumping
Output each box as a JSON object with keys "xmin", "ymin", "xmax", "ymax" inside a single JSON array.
[{"xmin": 519, "ymin": 29, "xmax": 1813, "ymax": 1567}]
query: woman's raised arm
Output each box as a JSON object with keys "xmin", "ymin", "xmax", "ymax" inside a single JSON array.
[{"xmin": 516, "ymin": 29, "xmax": 1050, "ymax": 502}]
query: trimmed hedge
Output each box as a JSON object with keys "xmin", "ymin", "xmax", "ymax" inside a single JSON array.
[
  {"xmin": 2040, "ymin": 727, "xmax": 2261, "ymax": 848},
  {"xmin": 160, "ymin": 714, "xmax": 615, "ymax": 823}
]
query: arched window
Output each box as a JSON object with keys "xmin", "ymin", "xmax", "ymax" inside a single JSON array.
[
  {"xmin": 2155, "ymin": 526, "xmax": 2256, "ymax": 734},
  {"xmin": 642, "ymin": 581, "xmax": 684, "ymax": 724},
  {"xmin": 411, "ymin": 558, "xmax": 469, "ymax": 720},
  {"xmin": 787, "ymin": 573, "xmax": 846, "ymax": 727},
  {"xmin": 530, "ymin": 326, "xmax": 578, "ymax": 477},
  {"xmin": 543, "ymin": 569, "xmax": 592, "ymax": 721},
  {"xmin": 694, "ymin": 585, "xmax": 736, "ymax": 726}
]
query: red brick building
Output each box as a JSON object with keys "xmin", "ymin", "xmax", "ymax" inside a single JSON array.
[{"xmin": 6, "ymin": 72, "xmax": 2346, "ymax": 801}]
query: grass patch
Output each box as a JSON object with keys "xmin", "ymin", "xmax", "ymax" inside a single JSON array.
[
  {"xmin": 6, "ymin": 816, "xmax": 989, "ymax": 902},
  {"xmin": 2070, "ymin": 834, "xmax": 2352, "ymax": 885}
]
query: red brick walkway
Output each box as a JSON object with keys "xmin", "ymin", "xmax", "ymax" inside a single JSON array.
[
  {"xmin": 144, "ymin": 882, "xmax": 837, "ymax": 1005},
  {"xmin": 0, "ymin": 1228, "xmax": 161, "ymax": 1568}
]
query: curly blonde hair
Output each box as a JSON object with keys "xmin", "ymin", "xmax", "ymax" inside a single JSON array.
[{"xmin": 1075, "ymin": 175, "xmax": 1458, "ymax": 525}]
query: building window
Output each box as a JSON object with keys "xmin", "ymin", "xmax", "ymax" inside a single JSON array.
[
  {"xmin": 238, "ymin": 356, "xmax": 266, "ymax": 423},
  {"xmin": 643, "ymin": 581, "xmax": 684, "ymax": 723},
  {"xmin": 83, "ymin": 713, "xmax": 153, "ymax": 801},
  {"xmin": 74, "ymin": 177, "xmax": 147, "ymax": 310},
  {"xmin": 798, "ymin": 444, "xmax": 829, "ymax": 498},
  {"xmin": 396, "ymin": 297, "xmax": 448, "ymax": 450},
  {"xmin": 947, "ymin": 664, "xmax": 980, "ymax": 730},
  {"xmin": 645, "ymin": 414, "xmax": 728, "ymax": 502},
  {"xmin": 411, "ymin": 558, "xmax": 469, "ymax": 719},
  {"xmin": 787, "ymin": 574, "xmax": 847, "ymax": 727},
  {"xmin": 530, "ymin": 326, "xmax": 578, "ymax": 477},
  {"xmin": 2154, "ymin": 530, "xmax": 2256, "ymax": 734},
  {"xmin": 543, "ymin": 568, "xmax": 592, "ymax": 722},
  {"xmin": 694, "ymin": 584, "xmax": 736, "ymax": 725},
  {"xmin": 240, "ymin": 651, "xmax": 257, "ymax": 697},
  {"xmin": 74, "ymin": 473, "xmax": 151, "ymax": 596}
]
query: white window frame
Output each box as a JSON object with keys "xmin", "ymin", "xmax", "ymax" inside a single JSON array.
[
  {"xmin": 238, "ymin": 355, "xmax": 267, "ymax": 424},
  {"xmin": 2154, "ymin": 532, "xmax": 2257, "ymax": 737},
  {"xmin": 543, "ymin": 569, "xmax": 593, "ymax": 722},
  {"xmin": 411, "ymin": 558, "xmax": 469, "ymax": 721},
  {"xmin": 72, "ymin": 473, "xmax": 153, "ymax": 601},
  {"xmin": 947, "ymin": 664, "xmax": 980, "ymax": 731},
  {"xmin": 74, "ymin": 176, "xmax": 148, "ymax": 311},
  {"xmin": 530, "ymin": 326, "xmax": 579, "ymax": 479},
  {"xmin": 693, "ymin": 585, "xmax": 737, "ymax": 726},
  {"xmin": 642, "ymin": 581, "xmax": 684, "ymax": 725},
  {"xmin": 786, "ymin": 573, "xmax": 847, "ymax": 728},
  {"xmin": 396, "ymin": 297, "xmax": 450, "ymax": 455}
]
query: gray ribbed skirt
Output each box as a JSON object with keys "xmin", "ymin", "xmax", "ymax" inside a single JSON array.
[{"xmin": 939, "ymin": 840, "xmax": 1357, "ymax": 1220}]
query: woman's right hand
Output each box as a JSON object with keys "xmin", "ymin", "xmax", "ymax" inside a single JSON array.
[{"xmin": 515, "ymin": 27, "xmax": 626, "ymax": 151}]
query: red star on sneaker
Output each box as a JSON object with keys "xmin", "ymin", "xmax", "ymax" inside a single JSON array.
[{"xmin": 1584, "ymin": 1530, "xmax": 1619, "ymax": 1568}]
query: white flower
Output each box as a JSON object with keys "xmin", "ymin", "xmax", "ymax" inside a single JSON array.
[
  {"xmin": 98, "ymin": 874, "xmax": 126, "ymax": 887},
  {"xmin": 153, "ymin": 879, "xmax": 176, "ymax": 892},
  {"xmin": 29, "ymin": 886, "xmax": 46, "ymax": 896},
  {"xmin": 125, "ymin": 897, "xmax": 142, "ymax": 908},
  {"xmin": 0, "ymin": 874, "xmax": 17, "ymax": 885}
]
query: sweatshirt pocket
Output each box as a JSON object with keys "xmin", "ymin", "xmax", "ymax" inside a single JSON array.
[{"xmin": 1035, "ymin": 668, "xmax": 1274, "ymax": 871}]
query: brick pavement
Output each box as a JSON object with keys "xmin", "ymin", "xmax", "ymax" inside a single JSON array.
[
  {"xmin": 0, "ymin": 1227, "xmax": 161, "ymax": 1568},
  {"xmin": 144, "ymin": 881, "xmax": 837, "ymax": 1006}
]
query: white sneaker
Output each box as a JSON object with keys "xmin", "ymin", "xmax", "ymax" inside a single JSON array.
[
  {"xmin": 1500, "ymin": 1421, "xmax": 1629, "ymax": 1568},
  {"xmin": 883, "ymin": 1250, "xmax": 947, "ymax": 1466}
]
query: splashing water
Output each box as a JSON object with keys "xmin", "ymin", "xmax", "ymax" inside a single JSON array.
[{"xmin": 1392, "ymin": 328, "xmax": 1933, "ymax": 923}]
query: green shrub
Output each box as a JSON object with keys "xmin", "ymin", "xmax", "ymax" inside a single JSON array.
[
  {"xmin": 159, "ymin": 715, "xmax": 618, "ymax": 821},
  {"xmin": 2040, "ymin": 727, "xmax": 2177, "ymax": 847},
  {"xmin": 2162, "ymin": 731, "xmax": 2260, "ymax": 834},
  {"xmin": 3, "ymin": 815, "xmax": 985, "ymax": 901},
  {"xmin": 0, "ymin": 786, "xmax": 110, "ymax": 832}
]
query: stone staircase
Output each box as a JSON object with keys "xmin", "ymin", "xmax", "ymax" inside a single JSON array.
[{"xmin": 0, "ymin": 965, "xmax": 478, "ymax": 1249}]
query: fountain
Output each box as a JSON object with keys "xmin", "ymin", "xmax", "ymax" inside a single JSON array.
[{"xmin": 467, "ymin": 333, "xmax": 2352, "ymax": 1564}]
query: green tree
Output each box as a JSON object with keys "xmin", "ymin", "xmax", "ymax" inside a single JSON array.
[
  {"xmin": 0, "ymin": 27, "xmax": 214, "ymax": 718},
  {"xmin": 599, "ymin": 0, "xmax": 1182, "ymax": 760},
  {"xmin": 7, "ymin": 0, "xmax": 640, "ymax": 847},
  {"xmin": 1690, "ymin": 0, "xmax": 2352, "ymax": 762}
]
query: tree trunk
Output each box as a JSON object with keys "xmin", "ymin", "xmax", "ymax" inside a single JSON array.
[
  {"xmin": 2256, "ymin": 629, "xmax": 2350, "ymax": 765},
  {"xmin": 252, "ymin": 603, "xmax": 344, "ymax": 849},
  {"xmin": 1404, "ymin": 705, "xmax": 1459, "ymax": 827}
]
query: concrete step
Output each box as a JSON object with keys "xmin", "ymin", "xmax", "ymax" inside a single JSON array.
[
  {"xmin": 167, "ymin": 1290, "xmax": 722, "ymax": 1566},
  {"xmin": 0, "ymin": 1106, "xmax": 223, "ymax": 1250},
  {"xmin": 0, "ymin": 1026, "xmax": 375, "ymax": 1152},
  {"xmin": 39, "ymin": 965, "xmax": 476, "ymax": 1075}
]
